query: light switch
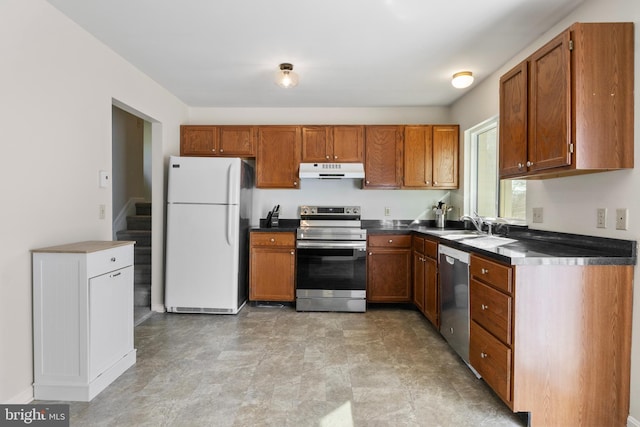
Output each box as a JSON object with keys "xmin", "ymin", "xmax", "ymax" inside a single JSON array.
[{"xmin": 99, "ymin": 170, "xmax": 110, "ymax": 188}]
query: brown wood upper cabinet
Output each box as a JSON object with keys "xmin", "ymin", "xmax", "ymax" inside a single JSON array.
[
  {"xmin": 181, "ymin": 125, "xmax": 256, "ymax": 157},
  {"xmin": 363, "ymin": 125, "xmax": 403, "ymax": 188},
  {"xmin": 301, "ymin": 125, "xmax": 364, "ymax": 162},
  {"xmin": 499, "ymin": 22, "xmax": 634, "ymax": 179},
  {"xmin": 256, "ymin": 126, "xmax": 301, "ymax": 189},
  {"xmin": 403, "ymin": 125, "xmax": 459, "ymax": 189}
]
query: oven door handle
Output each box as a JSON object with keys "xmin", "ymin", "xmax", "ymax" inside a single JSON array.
[{"xmin": 296, "ymin": 240, "xmax": 367, "ymax": 250}]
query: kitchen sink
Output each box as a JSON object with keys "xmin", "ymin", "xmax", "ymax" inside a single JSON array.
[
  {"xmin": 424, "ymin": 229, "xmax": 483, "ymax": 237},
  {"xmin": 460, "ymin": 235, "xmax": 516, "ymax": 249}
]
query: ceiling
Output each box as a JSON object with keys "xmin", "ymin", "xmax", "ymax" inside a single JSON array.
[{"xmin": 47, "ymin": 0, "xmax": 584, "ymax": 108}]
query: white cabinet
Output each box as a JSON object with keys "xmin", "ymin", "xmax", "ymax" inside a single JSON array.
[{"xmin": 32, "ymin": 241, "xmax": 136, "ymax": 401}]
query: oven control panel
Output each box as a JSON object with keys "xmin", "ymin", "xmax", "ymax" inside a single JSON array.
[{"xmin": 300, "ymin": 205, "xmax": 361, "ymax": 217}]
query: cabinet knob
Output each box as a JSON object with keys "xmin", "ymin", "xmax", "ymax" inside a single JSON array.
[
  {"xmin": 270, "ymin": 238, "xmax": 275, "ymax": 242},
  {"xmin": 291, "ymin": 251, "xmax": 294, "ymax": 255},
  {"xmin": 326, "ymin": 155, "xmax": 330, "ymax": 159},
  {"xmin": 388, "ymin": 239, "xmax": 393, "ymax": 243},
  {"xmin": 518, "ymin": 163, "xmax": 523, "ymax": 169},
  {"xmin": 110, "ymin": 257, "xmax": 116, "ymax": 262},
  {"xmin": 369, "ymin": 252, "xmax": 373, "ymax": 256},
  {"xmin": 434, "ymin": 181, "xmax": 438, "ymax": 185},
  {"xmin": 526, "ymin": 161, "xmax": 534, "ymax": 167},
  {"xmin": 220, "ymin": 149, "xmax": 224, "ymax": 153},
  {"xmin": 212, "ymin": 149, "xmax": 216, "ymax": 152},
  {"xmin": 426, "ymin": 180, "xmax": 430, "ymax": 185},
  {"xmin": 366, "ymin": 180, "xmax": 370, "ymax": 185},
  {"xmin": 293, "ymin": 181, "xmax": 297, "ymax": 186},
  {"xmin": 334, "ymin": 155, "xmax": 338, "ymax": 159},
  {"xmin": 481, "ymin": 268, "xmax": 489, "ymax": 274},
  {"xmin": 481, "ymin": 352, "xmax": 488, "ymax": 359},
  {"xmin": 481, "ymin": 304, "xmax": 489, "ymax": 311}
]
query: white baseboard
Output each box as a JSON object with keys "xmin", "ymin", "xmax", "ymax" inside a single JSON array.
[
  {"xmin": 113, "ymin": 197, "xmax": 146, "ymax": 240},
  {"xmin": 4, "ymin": 386, "xmax": 34, "ymax": 404},
  {"xmin": 629, "ymin": 415, "xmax": 640, "ymax": 427},
  {"xmin": 152, "ymin": 304, "xmax": 166, "ymax": 313}
]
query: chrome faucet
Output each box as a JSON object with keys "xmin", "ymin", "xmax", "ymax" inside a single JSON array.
[{"xmin": 460, "ymin": 214, "xmax": 484, "ymax": 233}]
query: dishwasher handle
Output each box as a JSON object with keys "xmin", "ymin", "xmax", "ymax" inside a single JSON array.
[{"xmin": 438, "ymin": 245, "xmax": 470, "ymax": 263}]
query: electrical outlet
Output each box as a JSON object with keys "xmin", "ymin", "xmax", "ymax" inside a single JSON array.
[
  {"xmin": 532, "ymin": 207, "xmax": 543, "ymax": 223},
  {"xmin": 384, "ymin": 207, "xmax": 391, "ymax": 216},
  {"xmin": 596, "ymin": 208, "xmax": 607, "ymax": 228},
  {"xmin": 615, "ymin": 208, "xmax": 628, "ymax": 230},
  {"xmin": 99, "ymin": 204, "xmax": 106, "ymax": 220}
]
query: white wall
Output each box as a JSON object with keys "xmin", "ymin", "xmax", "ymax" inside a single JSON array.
[
  {"xmin": 0, "ymin": 0, "xmax": 187, "ymax": 403},
  {"xmin": 188, "ymin": 107, "xmax": 458, "ymax": 224},
  {"xmin": 450, "ymin": 0, "xmax": 640, "ymax": 423}
]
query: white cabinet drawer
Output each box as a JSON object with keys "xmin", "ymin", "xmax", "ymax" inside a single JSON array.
[{"xmin": 86, "ymin": 244, "xmax": 133, "ymax": 278}]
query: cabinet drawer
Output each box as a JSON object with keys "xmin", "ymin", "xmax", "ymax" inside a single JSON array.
[
  {"xmin": 469, "ymin": 254, "xmax": 512, "ymax": 293},
  {"xmin": 251, "ymin": 232, "xmax": 295, "ymax": 247},
  {"xmin": 368, "ymin": 234, "xmax": 412, "ymax": 248},
  {"xmin": 412, "ymin": 236, "xmax": 424, "ymax": 253},
  {"xmin": 470, "ymin": 321, "xmax": 512, "ymax": 404},
  {"xmin": 423, "ymin": 239, "xmax": 438, "ymax": 259},
  {"xmin": 470, "ymin": 279, "xmax": 512, "ymax": 345},
  {"xmin": 86, "ymin": 244, "xmax": 134, "ymax": 278}
]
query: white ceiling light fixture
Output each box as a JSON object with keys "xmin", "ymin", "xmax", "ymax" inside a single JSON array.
[
  {"xmin": 275, "ymin": 63, "xmax": 299, "ymax": 88},
  {"xmin": 451, "ymin": 71, "xmax": 474, "ymax": 89}
]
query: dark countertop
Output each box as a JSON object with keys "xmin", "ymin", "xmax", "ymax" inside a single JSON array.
[{"xmin": 252, "ymin": 219, "xmax": 637, "ymax": 266}]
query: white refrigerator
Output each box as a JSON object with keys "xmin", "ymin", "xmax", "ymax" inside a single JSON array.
[{"xmin": 165, "ymin": 156, "xmax": 253, "ymax": 314}]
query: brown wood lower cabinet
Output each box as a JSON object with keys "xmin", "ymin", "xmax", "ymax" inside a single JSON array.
[
  {"xmin": 412, "ymin": 235, "xmax": 439, "ymax": 327},
  {"xmin": 367, "ymin": 234, "xmax": 411, "ymax": 302},
  {"xmin": 469, "ymin": 253, "xmax": 633, "ymax": 427},
  {"xmin": 249, "ymin": 232, "xmax": 295, "ymax": 302}
]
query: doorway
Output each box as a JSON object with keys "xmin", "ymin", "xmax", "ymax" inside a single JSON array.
[{"xmin": 112, "ymin": 105, "xmax": 153, "ymax": 325}]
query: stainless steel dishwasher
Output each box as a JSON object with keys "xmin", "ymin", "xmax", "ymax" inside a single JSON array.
[{"xmin": 438, "ymin": 245, "xmax": 471, "ymax": 365}]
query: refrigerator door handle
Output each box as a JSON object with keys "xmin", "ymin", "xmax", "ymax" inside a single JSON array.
[
  {"xmin": 228, "ymin": 161, "xmax": 239, "ymax": 204},
  {"xmin": 227, "ymin": 203, "xmax": 233, "ymax": 245}
]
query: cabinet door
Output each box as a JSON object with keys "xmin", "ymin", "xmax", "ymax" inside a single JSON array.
[
  {"xmin": 499, "ymin": 62, "xmax": 529, "ymax": 178},
  {"xmin": 218, "ymin": 126, "xmax": 256, "ymax": 156},
  {"xmin": 332, "ymin": 126, "xmax": 364, "ymax": 162},
  {"xmin": 424, "ymin": 257, "xmax": 438, "ymax": 327},
  {"xmin": 256, "ymin": 126, "xmax": 301, "ymax": 188},
  {"xmin": 367, "ymin": 248, "xmax": 411, "ymax": 302},
  {"xmin": 529, "ymin": 30, "xmax": 572, "ymax": 172},
  {"xmin": 249, "ymin": 247, "xmax": 295, "ymax": 301},
  {"xmin": 404, "ymin": 125, "xmax": 432, "ymax": 187},
  {"xmin": 412, "ymin": 251, "xmax": 425, "ymax": 313},
  {"xmin": 181, "ymin": 126, "xmax": 218, "ymax": 156},
  {"xmin": 89, "ymin": 266, "xmax": 133, "ymax": 381},
  {"xmin": 364, "ymin": 126, "xmax": 403, "ymax": 188},
  {"xmin": 301, "ymin": 126, "xmax": 331, "ymax": 162},
  {"xmin": 432, "ymin": 125, "xmax": 459, "ymax": 188}
]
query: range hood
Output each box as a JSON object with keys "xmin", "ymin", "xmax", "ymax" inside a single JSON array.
[{"xmin": 299, "ymin": 163, "xmax": 365, "ymax": 179}]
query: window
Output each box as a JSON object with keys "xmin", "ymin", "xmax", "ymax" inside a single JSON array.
[{"xmin": 467, "ymin": 117, "xmax": 525, "ymax": 222}]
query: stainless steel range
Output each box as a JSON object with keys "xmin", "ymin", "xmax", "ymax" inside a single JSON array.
[{"xmin": 296, "ymin": 205, "xmax": 367, "ymax": 312}]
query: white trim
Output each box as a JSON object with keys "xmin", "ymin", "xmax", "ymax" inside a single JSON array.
[
  {"xmin": 464, "ymin": 116, "xmax": 498, "ymax": 216},
  {"xmin": 112, "ymin": 197, "xmax": 146, "ymax": 240},
  {"xmin": 628, "ymin": 415, "xmax": 640, "ymax": 427},
  {"xmin": 4, "ymin": 386, "xmax": 34, "ymax": 404},
  {"xmin": 152, "ymin": 304, "xmax": 166, "ymax": 313}
]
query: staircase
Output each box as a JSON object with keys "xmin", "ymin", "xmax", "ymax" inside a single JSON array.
[{"xmin": 116, "ymin": 202, "xmax": 151, "ymax": 318}]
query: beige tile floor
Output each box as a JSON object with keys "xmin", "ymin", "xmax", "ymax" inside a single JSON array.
[{"xmin": 55, "ymin": 304, "xmax": 527, "ymax": 426}]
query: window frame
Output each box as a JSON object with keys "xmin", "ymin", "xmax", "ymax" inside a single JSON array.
[{"xmin": 464, "ymin": 116, "xmax": 526, "ymax": 225}]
